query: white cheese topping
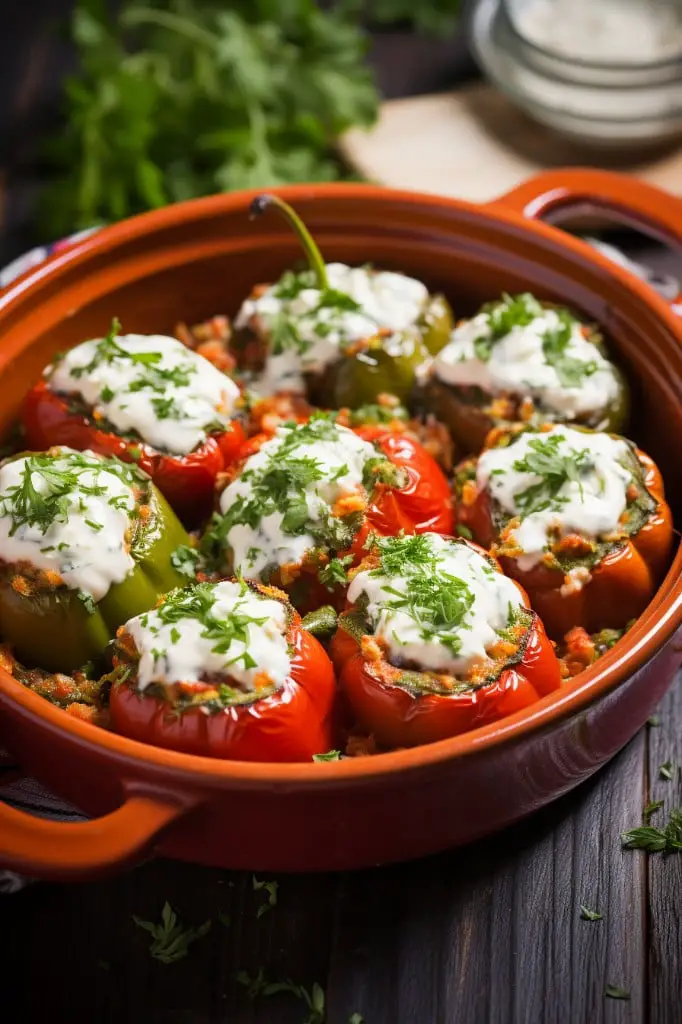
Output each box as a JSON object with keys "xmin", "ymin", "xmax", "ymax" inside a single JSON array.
[
  {"xmin": 125, "ymin": 580, "xmax": 291, "ymax": 693},
  {"xmin": 49, "ymin": 333, "xmax": 240, "ymax": 456},
  {"xmin": 433, "ymin": 300, "xmax": 619, "ymax": 420},
  {"xmin": 476, "ymin": 425, "xmax": 633, "ymax": 570},
  {"xmin": 0, "ymin": 448, "xmax": 139, "ymax": 601},
  {"xmin": 219, "ymin": 417, "xmax": 379, "ymax": 578},
  {"xmin": 235, "ymin": 263, "xmax": 429, "ymax": 394},
  {"xmin": 348, "ymin": 533, "xmax": 525, "ymax": 675}
]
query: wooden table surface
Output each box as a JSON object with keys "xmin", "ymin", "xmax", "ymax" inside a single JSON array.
[{"xmin": 1, "ymin": 7, "xmax": 682, "ymax": 1023}]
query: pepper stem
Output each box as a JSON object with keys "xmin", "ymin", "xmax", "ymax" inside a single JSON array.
[{"xmin": 250, "ymin": 194, "xmax": 328, "ymax": 292}]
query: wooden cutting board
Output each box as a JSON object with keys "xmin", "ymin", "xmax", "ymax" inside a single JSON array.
[{"xmin": 340, "ymin": 83, "xmax": 682, "ymax": 203}]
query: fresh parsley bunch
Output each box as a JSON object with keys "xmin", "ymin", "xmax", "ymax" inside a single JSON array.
[{"xmin": 40, "ymin": 0, "xmax": 380, "ymax": 237}]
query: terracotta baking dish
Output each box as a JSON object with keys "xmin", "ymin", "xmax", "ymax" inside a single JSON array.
[{"xmin": 1, "ymin": 169, "xmax": 682, "ymax": 881}]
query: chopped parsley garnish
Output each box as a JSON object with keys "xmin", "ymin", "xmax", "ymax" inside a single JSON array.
[
  {"xmin": 66, "ymin": 317, "xmax": 205, "ymax": 424},
  {"xmin": 510, "ymin": 434, "xmax": 594, "ymax": 518},
  {"xmin": 170, "ymin": 544, "xmax": 200, "ymax": 579},
  {"xmin": 348, "ymin": 402, "xmax": 409, "ymax": 426},
  {"xmin": 473, "ymin": 292, "xmax": 543, "ymax": 361},
  {"xmin": 370, "ymin": 534, "xmax": 475, "ymax": 653},
  {"xmin": 150, "ymin": 581, "xmax": 278, "ymax": 676},
  {"xmin": 318, "ymin": 555, "xmax": 353, "ymax": 589},
  {"xmin": 659, "ymin": 760, "xmax": 675, "ymax": 781},
  {"xmin": 218, "ymin": 415, "xmax": 388, "ymax": 556},
  {"xmin": 313, "ymin": 749, "xmax": 342, "ymax": 762},
  {"xmin": 541, "ymin": 309, "xmax": 599, "ymax": 388},
  {"xmin": 262, "ymin": 268, "xmax": 366, "ymax": 355},
  {"xmin": 236, "ymin": 970, "xmax": 326, "ymax": 1023},
  {"xmin": 579, "ymin": 905, "xmax": 603, "ymax": 921},
  {"xmin": 0, "ymin": 450, "xmax": 140, "ymax": 536}
]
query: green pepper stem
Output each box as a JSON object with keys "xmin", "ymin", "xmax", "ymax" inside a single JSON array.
[
  {"xmin": 301, "ymin": 604, "xmax": 338, "ymax": 638},
  {"xmin": 250, "ymin": 194, "xmax": 328, "ymax": 292}
]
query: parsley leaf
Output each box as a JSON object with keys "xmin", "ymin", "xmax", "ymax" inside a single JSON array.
[
  {"xmin": 133, "ymin": 902, "xmax": 211, "ymax": 964},
  {"xmin": 579, "ymin": 905, "xmax": 603, "ymax": 921},
  {"xmin": 313, "ymin": 749, "xmax": 342, "ymax": 762},
  {"xmin": 605, "ymin": 985, "xmax": 630, "ymax": 1001},
  {"xmin": 621, "ymin": 808, "xmax": 682, "ymax": 853},
  {"xmin": 237, "ymin": 971, "xmax": 326, "ymax": 1024},
  {"xmin": 659, "ymin": 760, "xmax": 675, "ymax": 781},
  {"xmin": 252, "ymin": 875, "xmax": 279, "ymax": 917}
]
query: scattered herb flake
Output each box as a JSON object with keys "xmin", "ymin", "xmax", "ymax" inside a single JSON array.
[
  {"xmin": 643, "ymin": 800, "xmax": 664, "ymax": 820},
  {"xmin": 647, "ymin": 714, "xmax": 661, "ymax": 727},
  {"xmin": 605, "ymin": 985, "xmax": 630, "ymax": 1001},
  {"xmin": 621, "ymin": 808, "xmax": 682, "ymax": 853},
  {"xmin": 659, "ymin": 760, "xmax": 674, "ymax": 781},
  {"xmin": 313, "ymin": 750, "xmax": 342, "ymax": 762},
  {"xmin": 252, "ymin": 876, "xmax": 279, "ymax": 917},
  {"xmin": 133, "ymin": 902, "xmax": 210, "ymax": 964},
  {"xmin": 579, "ymin": 905, "xmax": 603, "ymax": 921}
]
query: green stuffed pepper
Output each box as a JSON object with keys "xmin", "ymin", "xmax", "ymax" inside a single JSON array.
[
  {"xmin": 422, "ymin": 292, "xmax": 629, "ymax": 454},
  {"xmin": 232, "ymin": 194, "xmax": 453, "ymax": 409},
  {"xmin": 0, "ymin": 446, "xmax": 190, "ymax": 673}
]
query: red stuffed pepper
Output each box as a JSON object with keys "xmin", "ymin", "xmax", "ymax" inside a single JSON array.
[
  {"xmin": 21, "ymin": 319, "xmax": 245, "ymax": 526},
  {"xmin": 454, "ymin": 423, "xmax": 673, "ymax": 639},
  {"xmin": 108, "ymin": 578, "xmax": 336, "ymax": 762},
  {"xmin": 203, "ymin": 413, "xmax": 453, "ymax": 611},
  {"xmin": 330, "ymin": 532, "xmax": 561, "ymax": 749}
]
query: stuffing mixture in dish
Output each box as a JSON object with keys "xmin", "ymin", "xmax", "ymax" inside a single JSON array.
[{"xmin": 2, "ymin": 194, "xmax": 672, "ymax": 761}]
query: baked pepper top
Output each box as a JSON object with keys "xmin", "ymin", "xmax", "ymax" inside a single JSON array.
[
  {"xmin": 454, "ymin": 423, "xmax": 673, "ymax": 637},
  {"xmin": 331, "ymin": 532, "xmax": 562, "ymax": 748},
  {"xmin": 204, "ymin": 414, "xmax": 453, "ymax": 608},
  {"xmin": 426, "ymin": 293, "xmax": 628, "ymax": 452},
  {"xmin": 232, "ymin": 194, "xmax": 453, "ymax": 405},
  {"xmin": 108, "ymin": 578, "xmax": 336, "ymax": 762},
  {"xmin": 21, "ymin": 320, "xmax": 246, "ymax": 525},
  {"xmin": 0, "ymin": 446, "xmax": 189, "ymax": 672}
]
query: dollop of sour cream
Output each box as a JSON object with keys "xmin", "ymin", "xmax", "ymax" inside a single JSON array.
[
  {"xmin": 476, "ymin": 425, "xmax": 634, "ymax": 569},
  {"xmin": 235, "ymin": 263, "xmax": 430, "ymax": 395},
  {"xmin": 433, "ymin": 297, "xmax": 619, "ymax": 420},
  {"xmin": 125, "ymin": 580, "xmax": 291, "ymax": 693},
  {"xmin": 49, "ymin": 333, "xmax": 240, "ymax": 456},
  {"xmin": 219, "ymin": 417, "xmax": 379, "ymax": 578},
  {"xmin": 0, "ymin": 448, "xmax": 139, "ymax": 601},
  {"xmin": 348, "ymin": 533, "xmax": 525, "ymax": 675}
]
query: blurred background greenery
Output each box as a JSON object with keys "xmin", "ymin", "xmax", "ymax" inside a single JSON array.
[{"xmin": 32, "ymin": 0, "xmax": 465, "ymax": 238}]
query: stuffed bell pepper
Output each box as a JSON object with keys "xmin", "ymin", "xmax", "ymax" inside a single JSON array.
[
  {"xmin": 22, "ymin": 319, "xmax": 245, "ymax": 525},
  {"xmin": 330, "ymin": 532, "xmax": 562, "ymax": 749},
  {"xmin": 454, "ymin": 423, "xmax": 673, "ymax": 639},
  {"xmin": 0, "ymin": 447, "xmax": 189, "ymax": 673},
  {"xmin": 108, "ymin": 578, "xmax": 336, "ymax": 762},
  {"xmin": 232, "ymin": 194, "xmax": 453, "ymax": 406},
  {"xmin": 424, "ymin": 292, "xmax": 628, "ymax": 453},
  {"xmin": 203, "ymin": 413, "xmax": 453, "ymax": 611}
]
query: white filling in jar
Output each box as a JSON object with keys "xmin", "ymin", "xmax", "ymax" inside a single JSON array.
[
  {"xmin": 125, "ymin": 580, "xmax": 291, "ymax": 693},
  {"xmin": 0, "ymin": 448, "xmax": 140, "ymax": 601},
  {"xmin": 476, "ymin": 425, "xmax": 634, "ymax": 570},
  {"xmin": 49, "ymin": 333, "xmax": 240, "ymax": 456},
  {"xmin": 433, "ymin": 298, "xmax": 619, "ymax": 420},
  {"xmin": 219, "ymin": 418, "xmax": 379, "ymax": 578},
  {"xmin": 348, "ymin": 532, "xmax": 525, "ymax": 675},
  {"xmin": 235, "ymin": 263, "xmax": 430, "ymax": 394}
]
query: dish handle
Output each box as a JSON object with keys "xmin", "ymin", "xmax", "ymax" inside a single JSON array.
[
  {"xmin": 0, "ymin": 786, "xmax": 193, "ymax": 881},
  {"xmin": 490, "ymin": 168, "xmax": 682, "ymax": 244}
]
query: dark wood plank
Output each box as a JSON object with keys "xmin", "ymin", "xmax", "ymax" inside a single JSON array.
[
  {"xmin": 646, "ymin": 675, "xmax": 682, "ymax": 1024},
  {"xmin": 327, "ymin": 734, "xmax": 647, "ymax": 1024},
  {"xmin": 0, "ymin": 859, "xmax": 339, "ymax": 1024}
]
